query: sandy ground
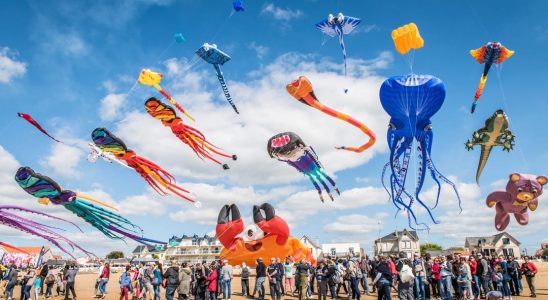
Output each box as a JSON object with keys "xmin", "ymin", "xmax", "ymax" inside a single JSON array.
[{"xmin": 3, "ymin": 262, "xmax": 548, "ymax": 300}]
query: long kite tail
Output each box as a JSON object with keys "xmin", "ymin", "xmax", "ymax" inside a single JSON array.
[
  {"xmin": 106, "ymin": 225, "xmax": 166, "ymax": 246},
  {"xmin": 475, "ymin": 145, "xmax": 493, "ymax": 184},
  {"xmin": 156, "ymin": 87, "xmax": 196, "ymax": 121},
  {"xmin": 0, "ymin": 205, "xmax": 83, "ymax": 233},
  {"xmin": 336, "ymin": 29, "xmax": 347, "ymax": 77},
  {"xmin": 471, "ymin": 74, "xmax": 487, "ymax": 113},
  {"xmin": 213, "ymin": 64, "xmax": 239, "ymax": 114},
  {"xmin": 303, "ymin": 94, "xmax": 376, "ymax": 152},
  {"xmin": 18, "ymin": 113, "xmax": 62, "ymax": 143},
  {"xmin": 0, "ymin": 242, "xmax": 30, "ymax": 254}
]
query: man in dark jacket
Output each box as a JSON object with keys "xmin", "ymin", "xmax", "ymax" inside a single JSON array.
[
  {"xmin": 164, "ymin": 261, "xmax": 181, "ymax": 300},
  {"xmin": 506, "ymin": 256, "xmax": 520, "ymax": 296},
  {"xmin": 3, "ymin": 263, "xmax": 18, "ymax": 300},
  {"xmin": 39, "ymin": 263, "xmax": 48, "ymax": 295},
  {"xmin": 477, "ymin": 253, "xmax": 491, "ymax": 297},
  {"xmin": 395, "ymin": 252, "xmax": 413, "ymax": 300},
  {"xmin": 253, "ymin": 258, "xmax": 266, "ymax": 300}
]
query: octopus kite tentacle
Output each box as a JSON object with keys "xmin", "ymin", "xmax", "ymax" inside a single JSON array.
[
  {"xmin": 91, "ymin": 128, "xmax": 197, "ymax": 205},
  {"xmin": 145, "ymin": 98, "xmax": 237, "ymax": 170},
  {"xmin": 286, "ymin": 76, "xmax": 376, "ymax": 153}
]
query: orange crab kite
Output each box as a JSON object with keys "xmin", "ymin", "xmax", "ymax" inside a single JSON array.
[{"xmin": 216, "ymin": 203, "xmax": 316, "ymax": 267}]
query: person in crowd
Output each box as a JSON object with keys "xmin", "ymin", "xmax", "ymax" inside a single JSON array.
[
  {"xmin": 119, "ymin": 265, "xmax": 132, "ymax": 300},
  {"xmin": 164, "ymin": 260, "xmax": 181, "ymax": 300},
  {"xmin": 439, "ymin": 255, "xmax": 453, "ymax": 300},
  {"xmin": 178, "ymin": 262, "xmax": 192, "ymax": 300},
  {"xmin": 372, "ymin": 256, "xmax": 393, "ymax": 300},
  {"xmin": 153, "ymin": 263, "xmax": 163, "ymax": 300},
  {"xmin": 54, "ymin": 271, "xmax": 63, "ymax": 297},
  {"xmin": 95, "ymin": 262, "xmax": 104, "ymax": 296},
  {"xmin": 451, "ymin": 255, "xmax": 461, "ymax": 299},
  {"xmin": 520, "ymin": 256, "xmax": 538, "ymax": 298},
  {"xmin": 253, "ymin": 258, "xmax": 266, "ymax": 300},
  {"xmin": 205, "ymin": 262, "xmax": 218, "ymax": 300},
  {"xmin": 23, "ymin": 267, "xmax": 36, "ymax": 300},
  {"xmin": 413, "ymin": 252, "xmax": 426, "ymax": 300},
  {"xmin": 98, "ymin": 262, "xmax": 110, "ymax": 299},
  {"xmin": 32, "ymin": 266, "xmax": 42, "ymax": 300},
  {"xmin": 395, "ymin": 252, "xmax": 413, "ymax": 300},
  {"xmin": 469, "ymin": 255, "xmax": 480, "ymax": 299},
  {"xmin": 477, "ymin": 253, "xmax": 491, "ymax": 297},
  {"xmin": 296, "ymin": 259, "xmax": 311, "ymax": 300},
  {"xmin": 44, "ymin": 265, "xmax": 56, "ymax": 299},
  {"xmin": 326, "ymin": 260, "xmax": 337, "ymax": 300},
  {"xmin": 38, "ymin": 263, "xmax": 48, "ymax": 297},
  {"xmin": 315, "ymin": 260, "xmax": 328, "ymax": 300},
  {"xmin": 240, "ymin": 262, "xmax": 250, "ymax": 297},
  {"xmin": 3, "ymin": 263, "xmax": 17, "ymax": 300},
  {"xmin": 497, "ymin": 256, "xmax": 511, "ymax": 299},
  {"xmin": 142, "ymin": 263, "xmax": 154, "ymax": 300},
  {"xmin": 457, "ymin": 256, "xmax": 472, "ymax": 300},
  {"xmin": 506, "ymin": 256, "xmax": 520, "ymax": 296},
  {"xmin": 360, "ymin": 256, "xmax": 370, "ymax": 296},
  {"xmin": 308, "ymin": 263, "xmax": 315, "ymax": 298},
  {"xmin": 494, "ymin": 265, "xmax": 504, "ymax": 296},
  {"xmin": 335, "ymin": 259, "xmax": 348, "ymax": 296},
  {"xmin": 220, "ymin": 260, "xmax": 233, "ymax": 300},
  {"xmin": 424, "ymin": 254, "xmax": 432, "ymax": 300},
  {"xmin": 283, "ymin": 257, "xmax": 294, "ymax": 296},
  {"xmin": 431, "ymin": 256, "xmax": 440, "ymax": 299},
  {"xmin": 267, "ymin": 258, "xmax": 281, "ymax": 300},
  {"xmin": 369, "ymin": 257, "xmax": 378, "ymax": 294},
  {"xmin": 64, "ymin": 263, "xmax": 78, "ymax": 300},
  {"xmin": 347, "ymin": 259, "xmax": 360, "ymax": 300},
  {"xmin": 275, "ymin": 258, "xmax": 284, "ymax": 296},
  {"xmin": 194, "ymin": 263, "xmax": 207, "ymax": 300},
  {"xmin": 388, "ymin": 256, "xmax": 398, "ymax": 294}
]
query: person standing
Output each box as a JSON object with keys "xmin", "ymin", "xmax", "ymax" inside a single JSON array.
[
  {"xmin": 424, "ymin": 254, "xmax": 433, "ymax": 300},
  {"xmin": 119, "ymin": 266, "xmax": 132, "ymax": 300},
  {"xmin": 469, "ymin": 256, "xmax": 480, "ymax": 299},
  {"xmin": 44, "ymin": 265, "xmax": 56, "ymax": 299},
  {"xmin": 3, "ymin": 263, "xmax": 18, "ymax": 300},
  {"xmin": 520, "ymin": 256, "xmax": 538, "ymax": 298},
  {"xmin": 283, "ymin": 257, "xmax": 295, "ymax": 296},
  {"xmin": 97, "ymin": 262, "xmax": 110, "ymax": 299},
  {"xmin": 178, "ymin": 262, "xmax": 192, "ymax": 300},
  {"xmin": 369, "ymin": 257, "xmax": 378, "ymax": 294},
  {"xmin": 497, "ymin": 256, "xmax": 511, "ymax": 299},
  {"xmin": 431, "ymin": 257, "xmax": 440, "ymax": 299},
  {"xmin": 506, "ymin": 256, "xmax": 520, "ymax": 296},
  {"xmin": 456, "ymin": 257, "xmax": 472, "ymax": 300},
  {"xmin": 23, "ymin": 267, "xmax": 36, "ymax": 300},
  {"xmin": 275, "ymin": 258, "xmax": 284, "ymax": 296},
  {"xmin": 153, "ymin": 263, "xmax": 163, "ymax": 300},
  {"xmin": 395, "ymin": 252, "xmax": 414, "ymax": 300},
  {"xmin": 372, "ymin": 256, "xmax": 393, "ymax": 300},
  {"xmin": 64, "ymin": 264, "xmax": 78, "ymax": 300},
  {"xmin": 413, "ymin": 253, "xmax": 426, "ymax": 300},
  {"xmin": 296, "ymin": 259, "xmax": 311, "ymax": 300},
  {"xmin": 477, "ymin": 253, "xmax": 491, "ymax": 297},
  {"xmin": 439, "ymin": 255, "xmax": 453, "ymax": 300},
  {"xmin": 194, "ymin": 263, "xmax": 207, "ymax": 300},
  {"xmin": 38, "ymin": 263, "xmax": 48, "ymax": 296},
  {"xmin": 205, "ymin": 262, "xmax": 218, "ymax": 300},
  {"xmin": 347, "ymin": 260, "xmax": 360, "ymax": 300},
  {"xmin": 267, "ymin": 258, "xmax": 280, "ymax": 300},
  {"xmin": 316, "ymin": 261, "xmax": 328, "ymax": 300},
  {"xmin": 95, "ymin": 262, "xmax": 104, "ymax": 296},
  {"xmin": 360, "ymin": 256, "xmax": 370, "ymax": 296},
  {"xmin": 240, "ymin": 263, "xmax": 250, "ymax": 297},
  {"xmin": 164, "ymin": 261, "xmax": 181, "ymax": 300},
  {"xmin": 254, "ymin": 258, "xmax": 266, "ymax": 300},
  {"xmin": 220, "ymin": 260, "xmax": 233, "ymax": 300},
  {"xmin": 326, "ymin": 260, "xmax": 337, "ymax": 300}
]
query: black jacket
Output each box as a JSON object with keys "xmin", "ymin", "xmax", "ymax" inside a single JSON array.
[{"xmin": 163, "ymin": 266, "xmax": 180, "ymax": 287}]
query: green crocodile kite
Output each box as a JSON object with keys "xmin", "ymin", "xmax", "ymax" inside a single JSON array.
[{"xmin": 465, "ymin": 109, "xmax": 515, "ymax": 184}]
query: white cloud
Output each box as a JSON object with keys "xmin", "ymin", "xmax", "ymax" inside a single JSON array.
[
  {"xmin": 99, "ymin": 93, "xmax": 127, "ymax": 121},
  {"xmin": 261, "ymin": 3, "xmax": 303, "ymax": 21},
  {"xmin": 248, "ymin": 42, "xmax": 269, "ymax": 59},
  {"xmin": 41, "ymin": 31, "xmax": 88, "ymax": 56},
  {"xmin": 0, "ymin": 47, "xmax": 27, "ymax": 83},
  {"xmin": 41, "ymin": 142, "xmax": 85, "ymax": 178},
  {"xmin": 324, "ymin": 214, "xmax": 383, "ymax": 234}
]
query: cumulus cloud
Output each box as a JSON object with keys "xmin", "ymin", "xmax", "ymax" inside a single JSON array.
[
  {"xmin": 99, "ymin": 93, "xmax": 127, "ymax": 122},
  {"xmin": 0, "ymin": 47, "xmax": 27, "ymax": 83},
  {"xmin": 41, "ymin": 142, "xmax": 85, "ymax": 178},
  {"xmin": 261, "ymin": 3, "xmax": 303, "ymax": 21},
  {"xmin": 248, "ymin": 42, "xmax": 269, "ymax": 59}
]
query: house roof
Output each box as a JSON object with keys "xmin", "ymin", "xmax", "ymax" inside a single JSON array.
[
  {"xmin": 2, "ymin": 246, "xmax": 50, "ymax": 255},
  {"xmin": 168, "ymin": 234, "xmax": 217, "ymax": 246},
  {"xmin": 375, "ymin": 229, "xmax": 418, "ymax": 242},
  {"xmin": 132, "ymin": 245, "xmax": 158, "ymax": 254},
  {"xmin": 300, "ymin": 235, "xmax": 320, "ymax": 249},
  {"xmin": 465, "ymin": 232, "xmax": 521, "ymax": 247}
]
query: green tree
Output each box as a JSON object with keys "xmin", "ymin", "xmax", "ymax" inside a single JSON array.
[
  {"xmin": 420, "ymin": 243, "xmax": 443, "ymax": 255},
  {"xmin": 152, "ymin": 254, "xmax": 159, "ymax": 260},
  {"xmin": 106, "ymin": 251, "xmax": 124, "ymax": 259},
  {"xmin": 448, "ymin": 247, "xmax": 465, "ymax": 251}
]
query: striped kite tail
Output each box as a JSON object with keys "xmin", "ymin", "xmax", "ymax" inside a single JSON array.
[{"xmin": 471, "ymin": 75, "xmax": 487, "ymax": 113}]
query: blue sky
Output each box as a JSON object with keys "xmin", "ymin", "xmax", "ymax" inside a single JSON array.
[{"xmin": 1, "ymin": 0, "xmax": 547, "ymax": 257}]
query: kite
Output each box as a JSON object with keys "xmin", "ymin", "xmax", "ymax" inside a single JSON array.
[
  {"xmin": 216, "ymin": 203, "xmax": 315, "ymax": 267},
  {"xmin": 380, "ymin": 74, "xmax": 461, "ymax": 228},
  {"xmin": 233, "ymin": 0, "xmax": 244, "ymax": 12},
  {"xmin": 486, "ymin": 173, "xmax": 546, "ymax": 231},
  {"xmin": 0, "ymin": 242, "xmax": 29, "ymax": 254},
  {"xmin": 267, "ymin": 132, "xmax": 339, "ymax": 202},
  {"xmin": 196, "ymin": 43, "xmax": 239, "ymax": 114},
  {"xmin": 174, "ymin": 33, "xmax": 185, "ymax": 43},
  {"xmin": 391, "ymin": 23, "xmax": 424, "ymax": 55},
  {"xmin": 87, "ymin": 143, "xmax": 131, "ymax": 169},
  {"xmin": 470, "ymin": 42, "xmax": 514, "ymax": 113},
  {"xmin": 90, "ymin": 128, "xmax": 198, "ymax": 206},
  {"xmin": 138, "ymin": 69, "xmax": 195, "ymax": 121},
  {"xmin": 15, "ymin": 166, "xmax": 165, "ymax": 246},
  {"xmin": 144, "ymin": 97, "xmax": 237, "ymax": 169},
  {"xmin": 0, "ymin": 205, "xmax": 92, "ymax": 258},
  {"xmin": 465, "ymin": 110, "xmax": 515, "ymax": 184},
  {"xmin": 316, "ymin": 13, "xmax": 361, "ymax": 77},
  {"xmin": 286, "ymin": 76, "xmax": 376, "ymax": 153},
  {"xmin": 17, "ymin": 113, "xmax": 61, "ymax": 143}
]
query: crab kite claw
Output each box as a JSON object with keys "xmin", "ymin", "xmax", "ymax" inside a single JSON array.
[
  {"xmin": 253, "ymin": 203, "xmax": 289, "ymax": 245},
  {"xmin": 216, "ymin": 204, "xmax": 244, "ymax": 250}
]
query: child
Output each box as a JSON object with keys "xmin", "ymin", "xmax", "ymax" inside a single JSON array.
[{"xmin": 495, "ymin": 266, "xmax": 504, "ymax": 292}]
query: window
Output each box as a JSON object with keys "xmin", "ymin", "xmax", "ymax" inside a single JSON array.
[
  {"xmin": 331, "ymin": 248, "xmax": 336, "ymax": 256},
  {"xmin": 382, "ymin": 243, "xmax": 388, "ymax": 252},
  {"xmin": 503, "ymin": 248, "xmax": 509, "ymax": 257},
  {"xmin": 402, "ymin": 241, "xmax": 411, "ymax": 249},
  {"xmin": 502, "ymin": 238, "xmax": 510, "ymax": 245}
]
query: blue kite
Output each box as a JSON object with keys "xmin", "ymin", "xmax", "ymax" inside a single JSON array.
[
  {"xmin": 316, "ymin": 13, "xmax": 361, "ymax": 77},
  {"xmin": 233, "ymin": 0, "xmax": 244, "ymax": 12},
  {"xmin": 379, "ymin": 74, "xmax": 461, "ymax": 229},
  {"xmin": 196, "ymin": 43, "xmax": 239, "ymax": 114}
]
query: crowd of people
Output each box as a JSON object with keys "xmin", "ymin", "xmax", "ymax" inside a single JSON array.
[{"xmin": 0, "ymin": 253, "xmax": 541, "ymax": 300}]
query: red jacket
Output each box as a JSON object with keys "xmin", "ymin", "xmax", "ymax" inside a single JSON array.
[
  {"xmin": 206, "ymin": 269, "xmax": 218, "ymax": 292},
  {"xmin": 432, "ymin": 263, "xmax": 441, "ymax": 280},
  {"xmin": 388, "ymin": 260, "xmax": 397, "ymax": 275},
  {"xmin": 101, "ymin": 267, "xmax": 110, "ymax": 279},
  {"xmin": 469, "ymin": 260, "xmax": 477, "ymax": 275},
  {"xmin": 520, "ymin": 262, "xmax": 538, "ymax": 276}
]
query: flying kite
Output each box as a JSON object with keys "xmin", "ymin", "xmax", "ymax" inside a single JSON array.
[
  {"xmin": 469, "ymin": 42, "xmax": 514, "ymax": 113},
  {"xmin": 138, "ymin": 69, "xmax": 195, "ymax": 121},
  {"xmin": 145, "ymin": 97, "xmax": 237, "ymax": 169},
  {"xmin": 90, "ymin": 128, "xmax": 197, "ymax": 206},
  {"xmin": 316, "ymin": 13, "xmax": 361, "ymax": 77},
  {"xmin": 267, "ymin": 132, "xmax": 339, "ymax": 202},
  {"xmin": 380, "ymin": 74, "xmax": 461, "ymax": 228},
  {"xmin": 0, "ymin": 205, "xmax": 92, "ymax": 258},
  {"xmin": 286, "ymin": 76, "xmax": 376, "ymax": 153},
  {"xmin": 15, "ymin": 167, "xmax": 165, "ymax": 245},
  {"xmin": 486, "ymin": 173, "xmax": 546, "ymax": 231},
  {"xmin": 233, "ymin": 0, "xmax": 244, "ymax": 12},
  {"xmin": 391, "ymin": 23, "xmax": 424, "ymax": 55},
  {"xmin": 17, "ymin": 113, "xmax": 61, "ymax": 143},
  {"xmin": 216, "ymin": 203, "xmax": 315, "ymax": 267},
  {"xmin": 0, "ymin": 242, "xmax": 29, "ymax": 254},
  {"xmin": 196, "ymin": 43, "xmax": 239, "ymax": 114},
  {"xmin": 465, "ymin": 110, "xmax": 515, "ymax": 184},
  {"xmin": 174, "ymin": 33, "xmax": 185, "ymax": 43}
]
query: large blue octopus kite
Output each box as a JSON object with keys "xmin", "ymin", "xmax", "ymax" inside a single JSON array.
[{"xmin": 380, "ymin": 74, "xmax": 461, "ymax": 229}]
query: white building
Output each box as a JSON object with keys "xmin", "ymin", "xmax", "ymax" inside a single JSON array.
[
  {"xmin": 300, "ymin": 235, "xmax": 322, "ymax": 260},
  {"xmin": 465, "ymin": 232, "xmax": 521, "ymax": 258},
  {"xmin": 163, "ymin": 234, "xmax": 222, "ymax": 264},
  {"xmin": 374, "ymin": 229, "xmax": 420, "ymax": 258},
  {"xmin": 322, "ymin": 242, "xmax": 362, "ymax": 258}
]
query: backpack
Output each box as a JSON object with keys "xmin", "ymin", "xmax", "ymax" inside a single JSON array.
[
  {"xmin": 333, "ymin": 268, "xmax": 343, "ymax": 284},
  {"xmin": 241, "ymin": 267, "xmax": 250, "ymax": 278},
  {"xmin": 45, "ymin": 274, "xmax": 55, "ymax": 285},
  {"xmin": 400, "ymin": 264, "xmax": 415, "ymax": 283}
]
